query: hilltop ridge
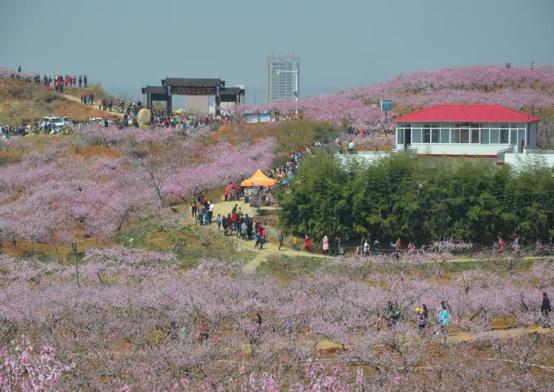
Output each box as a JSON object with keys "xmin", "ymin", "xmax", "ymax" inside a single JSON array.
[{"xmin": 0, "ymin": 77, "xmax": 119, "ymax": 125}]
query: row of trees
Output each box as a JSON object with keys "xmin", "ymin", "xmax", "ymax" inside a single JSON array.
[{"xmin": 278, "ymin": 154, "xmax": 554, "ymax": 245}]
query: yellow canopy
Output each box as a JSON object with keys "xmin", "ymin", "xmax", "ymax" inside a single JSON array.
[{"xmin": 241, "ymin": 169, "xmax": 276, "ymax": 187}]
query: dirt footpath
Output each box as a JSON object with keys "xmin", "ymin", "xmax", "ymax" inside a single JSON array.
[{"xmin": 200, "ymin": 200, "xmax": 329, "ymax": 272}]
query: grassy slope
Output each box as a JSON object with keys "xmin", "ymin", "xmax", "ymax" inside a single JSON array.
[{"xmin": 0, "ymin": 79, "xmax": 115, "ymax": 125}]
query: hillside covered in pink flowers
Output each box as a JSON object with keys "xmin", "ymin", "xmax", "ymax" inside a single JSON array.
[{"xmin": 238, "ymin": 65, "xmax": 554, "ymax": 143}]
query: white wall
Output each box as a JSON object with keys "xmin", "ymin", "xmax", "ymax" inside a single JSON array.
[
  {"xmin": 336, "ymin": 151, "xmax": 390, "ymax": 165},
  {"xmin": 505, "ymin": 151, "xmax": 554, "ymax": 168},
  {"xmin": 184, "ymin": 96, "xmax": 209, "ymax": 115},
  {"xmin": 394, "ymin": 143, "xmax": 510, "ymax": 156}
]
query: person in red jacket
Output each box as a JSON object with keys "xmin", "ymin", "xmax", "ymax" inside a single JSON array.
[
  {"xmin": 304, "ymin": 235, "xmax": 311, "ymax": 252},
  {"xmin": 259, "ymin": 226, "xmax": 267, "ymax": 250}
]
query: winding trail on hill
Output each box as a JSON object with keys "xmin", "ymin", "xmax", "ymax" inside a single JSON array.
[
  {"xmin": 180, "ymin": 200, "xmax": 330, "ymax": 272},
  {"xmin": 62, "ymin": 93, "xmax": 123, "ymax": 118}
]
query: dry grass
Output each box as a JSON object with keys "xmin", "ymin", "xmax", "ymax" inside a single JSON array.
[
  {"xmin": 0, "ymin": 150, "xmax": 22, "ymax": 164},
  {"xmin": 490, "ymin": 316, "xmax": 518, "ymax": 330},
  {"xmin": 0, "ymin": 79, "xmax": 114, "ymax": 125},
  {"xmin": 208, "ymin": 122, "xmax": 278, "ymax": 146},
  {"xmin": 53, "ymin": 99, "xmax": 116, "ymax": 120},
  {"xmin": 63, "ymin": 84, "xmax": 113, "ymax": 102},
  {"xmin": 1, "ymin": 236, "xmax": 112, "ymax": 262}
]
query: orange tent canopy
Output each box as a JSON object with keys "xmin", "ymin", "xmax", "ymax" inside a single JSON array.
[{"xmin": 241, "ymin": 169, "xmax": 276, "ymax": 187}]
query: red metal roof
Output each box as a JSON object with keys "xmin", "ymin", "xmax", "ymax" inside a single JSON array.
[{"xmin": 394, "ymin": 104, "xmax": 539, "ymax": 124}]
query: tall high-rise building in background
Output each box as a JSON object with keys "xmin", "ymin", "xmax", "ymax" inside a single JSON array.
[{"xmin": 267, "ymin": 54, "xmax": 300, "ymax": 103}]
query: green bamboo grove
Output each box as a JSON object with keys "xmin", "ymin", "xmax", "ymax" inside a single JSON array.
[{"xmin": 278, "ymin": 153, "xmax": 554, "ymax": 245}]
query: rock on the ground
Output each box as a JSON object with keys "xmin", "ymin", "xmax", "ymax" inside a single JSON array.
[{"xmin": 137, "ymin": 108, "xmax": 152, "ymax": 127}]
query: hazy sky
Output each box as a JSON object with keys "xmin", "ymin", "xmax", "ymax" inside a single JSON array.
[{"xmin": 1, "ymin": 0, "xmax": 553, "ymax": 103}]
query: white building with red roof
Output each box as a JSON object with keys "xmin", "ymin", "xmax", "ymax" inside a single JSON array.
[{"xmin": 394, "ymin": 104, "xmax": 539, "ymax": 157}]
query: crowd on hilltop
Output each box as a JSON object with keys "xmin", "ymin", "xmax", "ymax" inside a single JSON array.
[
  {"xmin": 0, "ymin": 66, "xmax": 89, "ymax": 92},
  {"xmin": 43, "ymin": 74, "xmax": 88, "ymax": 92}
]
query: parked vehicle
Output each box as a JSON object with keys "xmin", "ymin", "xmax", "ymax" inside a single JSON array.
[{"xmin": 39, "ymin": 116, "xmax": 71, "ymax": 133}]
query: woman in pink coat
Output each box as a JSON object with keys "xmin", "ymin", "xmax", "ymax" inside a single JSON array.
[{"xmin": 322, "ymin": 235, "xmax": 329, "ymax": 255}]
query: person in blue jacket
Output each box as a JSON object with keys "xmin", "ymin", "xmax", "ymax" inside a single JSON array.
[{"xmin": 438, "ymin": 301, "xmax": 450, "ymax": 343}]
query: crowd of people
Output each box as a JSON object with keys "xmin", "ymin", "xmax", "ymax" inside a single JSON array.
[
  {"xmin": 149, "ymin": 111, "xmax": 231, "ymax": 130},
  {"xmin": 0, "ymin": 123, "xmax": 28, "ymax": 138},
  {"xmin": 43, "ymin": 74, "xmax": 88, "ymax": 92},
  {"xmin": 0, "ymin": 106, "xmax": 233, "ymax": 139},
  {"xmin": 191, "ymin": 198, "xmax": 270, "ymax": 251},
  {"xmin": 268, "ymin": 150, "xmax": 304, "ymax": 186},
  {"xmin": 190, "ymin": 196, "xmax": 215, "ymax": 226},
  {"xmin": 223, "ymin": 182, "xmax": 243, "ymax": 201},
  {"xmin": 267, "ymin": 138, "xmax": 337, "ymax": 187},
  {"xmin": 4, "ymin": 69, "xmax": 89, "ymax": 92}
]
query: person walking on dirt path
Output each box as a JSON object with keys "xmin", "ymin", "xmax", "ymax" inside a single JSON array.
[
  {"xmin": 385, "ymin": 301, "xmax": 401, "ymax": 329},
  {"xmin": 322, "ymin": 235, "xmax": 329, "ymax": 255},
  {"xmin": 196, "ymin": 316, "xmax": 209, "ymax": 344},
  {"xmin": 255, "ymin": 313, "xmax": 263, "ymax": 337},
  {"xmin": 254, "ymin": 230, "xmax": 261, "ymax": 249},
  {"xmin": 259, "ymin": 226, "xmax": 267, "ymax": 250},
  {"xmin": 363, "ymin": 238, "xmax": 370, "ymax": 256},
  {"xmin": 304, "ymin": 235, "xmax": 311, "ymax": 253},
  {"xmin": 334, "ymin": 235, "xmax": 342, "ymax": 256},
  {"xmin": 542, "ymin": 293, "xmax": 551, "ymax": 327},
  {"xmin": 247, "ymin": 218, "xmax": 253, "ymax": 240},
  {"xmin": 208, "ymin": 201, "xmax": 214, "ymax": 223},
  {"xmin": 278, "ymin": 231, "xmax": 284, "ymax": 250},
  {"xmin": 216, "ymin": 214, "xmax": 222, "ymax": 231},
  {"xmin": 498, "ymin": 237, "xmax": 506, "ymax": 254},
  {"xmin": 358, "ymin": 236, "xmax": 366, "ymax": 255},
  {"xmin": 241, "ymin": 220, "xmax": 248, "ymax": 239},
  {"xmin": 407, "ymin": 242, "xmax": 416, "ymax": 256},
  {"xmin": 438, "ymin": 301, "xmax": 449, "ymax": 343},
  {"xmin": 348, "ymin": 139, "xmax": 355, "ymax": 154},
  {"xmin": 255, "ymin": 224, "xmax": 265, "ymax": 249},
  {"xmin": 292, "ymin": 235, "xmax": 299, "ymax": 251},
  {"xmin": 286, "ymin": 318, "xmax": 293, "ymax": 341},
  {"xmin": 393, "ymin": 238, "xmax": 402, "ymax": 259},
  {"xmin": 416, "ymin": 304, "xmax": 429, "ymax": 336}
]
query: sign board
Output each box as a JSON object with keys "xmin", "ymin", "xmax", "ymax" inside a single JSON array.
[
  {"xmin": 380, "ymin": 99, "xmax": 393, "ymax": 112},
  {"xmin": 172, "ymin": 86, "xmax": 216, "ymax": 96}
]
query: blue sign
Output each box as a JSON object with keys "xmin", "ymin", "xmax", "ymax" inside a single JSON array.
[{"xmin": 380, "ymin": 99, "xmax": 393, "ymax": 111}]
